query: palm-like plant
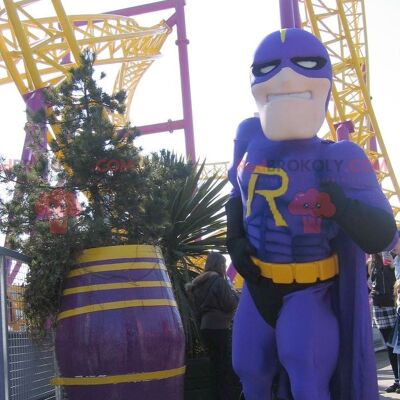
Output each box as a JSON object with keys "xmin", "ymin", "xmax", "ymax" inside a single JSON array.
[{"xmin": 162, "ymin": 162, "xmax": 229, "ymax": 358}]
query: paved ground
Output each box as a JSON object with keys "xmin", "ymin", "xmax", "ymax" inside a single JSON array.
[{"xmin": 377, "ymin": 350, "xmax": 400, "ymax": 399}]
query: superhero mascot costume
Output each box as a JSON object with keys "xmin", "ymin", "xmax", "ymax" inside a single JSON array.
[{"xmin": 226, "ymin": 28, "xmax": 398, "ymax": 400}]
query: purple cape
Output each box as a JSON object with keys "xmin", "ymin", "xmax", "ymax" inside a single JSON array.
[{"xmin": 330, "ymin": 232, "xmax": 378, "ymax": 400}]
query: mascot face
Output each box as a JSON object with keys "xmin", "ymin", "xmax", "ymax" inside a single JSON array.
[{"xmin": 251, "ymin": 29, "xmax": 332, "ymax": 141}]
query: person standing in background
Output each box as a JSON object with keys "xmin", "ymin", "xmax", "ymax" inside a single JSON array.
[
  {"xmin": 186, "ymin": 252, "xmax": 239, "ymax": 400},
  {"xmin": 388, "ymin": 275, "xmax": 400, "ymax": 394},
  {"xmin": 395, "ymin": 253, "xmax": 400, "ymax": 280},
  {"xmin": 370, "ymin": 252, "xmax": 398, "ymax": 392},
  {"xmin": 392, "ymin": 236, "xmax": 400, "ymax": 279}
]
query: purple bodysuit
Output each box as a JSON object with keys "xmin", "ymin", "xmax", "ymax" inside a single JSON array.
[
  {"xmin": 229, "ymin": 116, "xmax": 394, "ymax": 400},
  {"xmin": 227, "ymin": 28, "xmax": 397, "ymax": 400}
]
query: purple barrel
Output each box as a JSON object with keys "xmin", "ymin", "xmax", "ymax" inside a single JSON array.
[{"xmin": 52, "ymin": 245, "xmax": 185, "ymax": 400}]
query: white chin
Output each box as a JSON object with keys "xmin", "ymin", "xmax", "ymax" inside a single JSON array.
[{"xmin": 259, "ymin": 102, "xmax": 325, "ymax": 140}]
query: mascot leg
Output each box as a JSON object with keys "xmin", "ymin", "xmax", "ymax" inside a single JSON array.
[
  {"xmin": 276, "ymin": 283, "xmax": 339, "ymax": 400},
  {"xmin": 232, "ymin": 284, "xmax": 279, "ymax": 400}
]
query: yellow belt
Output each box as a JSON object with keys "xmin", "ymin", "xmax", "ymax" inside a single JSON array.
[{"xmin": 251, "ymin": 254, "xmax": 339, "ymax": 284}]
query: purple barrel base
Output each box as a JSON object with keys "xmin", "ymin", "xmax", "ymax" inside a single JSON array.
[
  {"xmin": 54, "ymin": 245, "xmax": 185, "ymax": 400},
  {"xmin": 64, "ymin": 377, "xmax": 183, "ymax": 400}
]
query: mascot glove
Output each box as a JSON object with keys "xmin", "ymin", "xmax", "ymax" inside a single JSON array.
[
  {"xmin": 320, "ymin": 182, "xmax": 397, "ymax": 253},
  {"xmin": 227, "ymin": 237, "xmax": 261, "ymax": 284},
  {"xmin": 320, "ymin": 181, "xmax": 348, "ymax": 218}
]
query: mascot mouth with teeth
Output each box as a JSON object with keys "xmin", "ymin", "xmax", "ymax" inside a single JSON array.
[{"xmin": 226, "ymin": 28, "xmax": 398, "ymax": 400}]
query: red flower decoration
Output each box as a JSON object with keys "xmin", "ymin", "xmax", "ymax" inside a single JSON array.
[{"xmin": 289, "ymin": 188, "xmax": 336, "ymax": 218}]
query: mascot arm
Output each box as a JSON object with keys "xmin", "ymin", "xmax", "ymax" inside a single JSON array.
[
  {"xmin": 226, "ymin": 197, "xmax": 260, "ymax": 283},
  {"xmin": 321, "ymin": 181, "xmax": 396, "ymax": 253},
  {"xmin": 226, "ymin": 118, "xmax": 261, "ymax": 283},
  {"xmin": 321, "ymin": 143, "xmax": 397, "ymax": 253}
]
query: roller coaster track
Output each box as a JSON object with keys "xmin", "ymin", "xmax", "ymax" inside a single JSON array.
[
  {"xmin": 299, "ymin": 0, "xmax": 399, "ymax": 225},
  {"xmin": 0, "ymin": 0, "xmax": 171, "ymax": 127}
]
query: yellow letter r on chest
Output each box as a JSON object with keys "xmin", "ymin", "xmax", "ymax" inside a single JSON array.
[{"xmin": 246, "ymin": 166, "xmax": 289, "ymax": 227}]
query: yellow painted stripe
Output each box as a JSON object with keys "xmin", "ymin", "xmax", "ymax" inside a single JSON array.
[
  {"xmin": 63, "ymin": 281, "xmax": 172, "ymax": 296},
  {"xmin": 57, "ymin": 299, "xmax": 177, "ymax": 321},
  {"xmin": 280, "ymin": 28, "xmax": 287, "ymax": 43},
  {"xmin": 68, "ymin": 262, "xmax": 166, "ymax": 278},
  {"xmin": 51, "ymin": 365, "xmax": 186, "ymax": 386},
  {"xmin": 76, "ymin": 245, "xmax": 162, "ymax": 263}
]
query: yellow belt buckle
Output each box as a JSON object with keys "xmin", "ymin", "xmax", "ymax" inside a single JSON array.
[
  {"xmin": 271, "ymin": 264, "xmax": 294, "ymax": 284},
  {"xmin": 294, "ymin": 262, "xmax": 318, "ymax": 284}
]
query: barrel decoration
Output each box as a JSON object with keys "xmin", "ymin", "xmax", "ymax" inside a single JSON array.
[{"xmin": 52, "ymin": 244, "xmax": 186, "ymax": 400}]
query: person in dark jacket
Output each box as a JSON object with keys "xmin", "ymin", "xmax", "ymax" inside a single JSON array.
[
  {"xmin": 369, "ymin": 252, "xmax": 398, "ymax": 392},
  {"xmin": 186, "ymin": 252, "xmax": 239, "ymax": 400}
]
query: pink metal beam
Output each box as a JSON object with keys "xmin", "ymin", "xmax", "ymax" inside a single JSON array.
[
  {"xmin": 137, "ymin": 119, "xmax": 184, "ymax": 135},
  {"xmin": 106, "ymin": 0, "xmax": 196, "ymax": 160},
  {"xmin": 5, "ymin": 89, "xmax": 47, "ymax": 284},
  {"xmin": 280, "ymin": 0, "xmax": 301, "ymax": 29},
  {"xmin": 292, "ymin": 0, "xmax": 301, "ymax": 28},
  {"xmin": 335, "ymin": 120, "xmax": 354, "ymax": 141},
  {"xmin": 174, "ymin": 0, "xmax": 195, "ymax": 160},
  {"xmin": 165, "ymin": 13, "xmax": 177, "ymax": 28},
  {"xmin": 7, "ymin": 261, "xmax": 22, "ymax": 286}
]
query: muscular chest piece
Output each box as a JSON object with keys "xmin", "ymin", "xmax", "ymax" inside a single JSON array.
[{"xmin": 238, "ymin": 151, "xmax": 334, "ymax": 234}]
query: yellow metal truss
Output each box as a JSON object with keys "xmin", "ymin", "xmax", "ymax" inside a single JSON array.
[
  {"xmin": 0, "ymin": 0, "xmax": 171, "ymax": 126},
  {"xmin": 298, "ymin": 0, "xmax": 399, "ymax": 226},
  {"xmin": 200, "ymin": 162, "xmax": 229, "ymax": 181}
]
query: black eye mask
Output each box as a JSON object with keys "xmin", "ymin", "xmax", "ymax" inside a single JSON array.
[
  {"xmin": 291, "ymin": 56, "xmax": 327, "ymax": 70},
  {"xmin": 252, "ymin": 60, "xmax": 281, "ymax": 77}
]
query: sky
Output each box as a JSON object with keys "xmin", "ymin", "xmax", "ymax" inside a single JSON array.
[{"xmin": 0, "ymin": 0, "xmax": 399, "ymax": 243}]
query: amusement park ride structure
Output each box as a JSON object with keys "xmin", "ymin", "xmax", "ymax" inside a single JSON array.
[
  {"xmin": 0, "ymin": 0, "xmax": 398, "ymax": 228},
  {"xmin": 0, "ymin": 0, "xmax": 195, "ymax": 158},
  {"xmin": 299, "ymin": 0, "xmax": 400, "ymax": 227}
]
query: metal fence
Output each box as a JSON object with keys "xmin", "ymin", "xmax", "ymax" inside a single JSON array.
[{"xmin": 0, "ymin": 247, "xmax": 59, "ymax": 400}]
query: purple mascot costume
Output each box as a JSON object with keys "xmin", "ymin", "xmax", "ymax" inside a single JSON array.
[{"xmin": 226, "ymin": 29, "xmax": 398, "ymax": 400}]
